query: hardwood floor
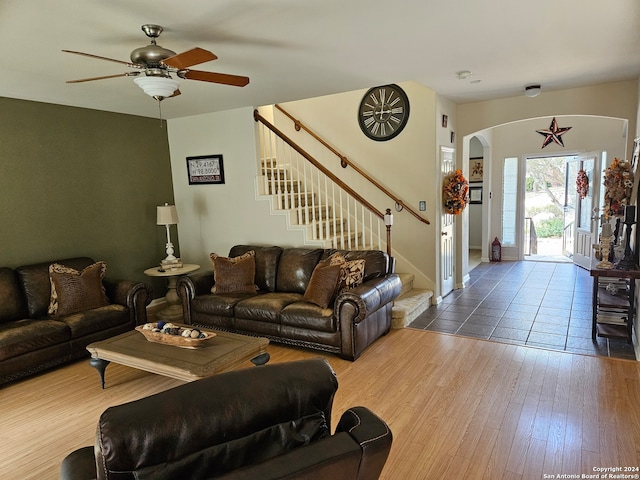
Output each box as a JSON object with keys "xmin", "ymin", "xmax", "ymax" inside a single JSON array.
[{"xmin": 1, "ymin": 328, "xmax": 639, "ymax": 479}]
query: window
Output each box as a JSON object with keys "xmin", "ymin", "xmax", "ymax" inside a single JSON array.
[{"xmin": 502, "ymin": 157, "xmax": 518, "ymax": 245}]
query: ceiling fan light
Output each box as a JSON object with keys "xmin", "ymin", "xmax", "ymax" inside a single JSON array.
[
  {"xmin": 134, "ymin": 76, "xmax": 180, "ymax": 99},
  {"xmin": 525, "ymin": 84, "xmax": 541, "ymax": 98}
]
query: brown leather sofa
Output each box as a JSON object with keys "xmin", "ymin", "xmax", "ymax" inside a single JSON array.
[
  {"xmin": 60, "ymin": 358, "xmax": 393, "ymax": 480},
  {"xmin": 0, "ymin": 257, "xmax": 152, "ymax": 385},
  {"xmin": 177, "ymin": 245, "xmax": 402, "ymax": 361}
]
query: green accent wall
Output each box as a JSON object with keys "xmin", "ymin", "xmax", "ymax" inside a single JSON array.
[{"xmin": 0, "ymin": 97, "xmax": 176, "ymax": 298}]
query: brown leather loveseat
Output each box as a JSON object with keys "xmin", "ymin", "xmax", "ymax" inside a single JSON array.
[
  {"xmin": 177, "ymin": 245, "xmax": 402, "ymax": 361},
  {"xmin": 60, "ymin": 358, "xmax": 393, "ymax": 480},
  {"xmin": 0, "ymin": 257, "xmax": 151, "ymax": 385}
]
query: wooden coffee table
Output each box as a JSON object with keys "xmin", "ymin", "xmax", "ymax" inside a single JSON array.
[{"xmin": 86, "ymin": 328, "xmax": 269, "ymax": 388}]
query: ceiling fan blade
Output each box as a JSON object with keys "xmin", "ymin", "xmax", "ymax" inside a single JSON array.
[
  {"xmin": 179, "ymin": 69, "xmax": 249, "ymax": 87},
  {"xmin": 162, "ymin": 48, "xmax": 218, "ymax": 70},
  {"xmin": 62, "ymin": 49, "xmax": 143, "ymax": 69},
  {"xmin": 66, "ymin": 72, "xmax": 141, "ymax": 83}
]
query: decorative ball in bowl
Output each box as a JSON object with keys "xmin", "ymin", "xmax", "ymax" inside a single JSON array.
[{"xmin": 135, "ymin": 321, "xmax": 216, "ymax": 348}]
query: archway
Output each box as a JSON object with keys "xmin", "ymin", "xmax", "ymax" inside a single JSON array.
[{"xmin": 459, "ymin": 115, "xmax": 628, "ymax": 284}]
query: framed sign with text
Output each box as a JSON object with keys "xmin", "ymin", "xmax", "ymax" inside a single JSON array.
[
  {"xmin": 186, "ymin": 154, "xmax": 225, "ymax": 185},
  {"xmin": 469, "ymin": 186, "xmax": 483, "ymax": 204}
]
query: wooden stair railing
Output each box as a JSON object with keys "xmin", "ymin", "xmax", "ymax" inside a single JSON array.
[
  {"xmin": 274, "ymin": 104, "xmax": 430, "ymax": 225},
  {"xmin": 254, "ymin": 109, "xmax": 394, "ymax": 256}
]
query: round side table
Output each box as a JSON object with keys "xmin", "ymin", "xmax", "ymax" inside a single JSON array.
[{"xmin": 144, "ymin": 263, "xmax": 200, "ymax": 322}]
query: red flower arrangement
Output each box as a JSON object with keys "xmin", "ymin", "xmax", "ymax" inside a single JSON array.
[
  {"xmin": 443, "ymin": 169, "xmax": 469, "ymax": 215},
  {"xmin": 576, "ymin": 169, "xmax": 589, "ymax": 199},
  {"xmin": 603, "ymin": 157, "xmax": 634, "ymax": 217}
]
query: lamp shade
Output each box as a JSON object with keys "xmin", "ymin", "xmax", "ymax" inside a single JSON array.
[
  {"xmin": 134, "ymin": 76, "xmax": 180, "ymax": 99},
  {"xmin": 157, "ymin": 204, "xmax": 178, "ymax": 225}
]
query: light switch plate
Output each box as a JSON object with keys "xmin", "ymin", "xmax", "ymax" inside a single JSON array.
[{"xmin": 419, "ymin": 201, "xmax": 426, "ymax": 211}]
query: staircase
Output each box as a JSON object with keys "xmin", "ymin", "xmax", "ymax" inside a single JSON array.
[
  {"xmin": 259, "ymin": 158, "xmax": 433, "ymax": 327},
  {"xmin": 259, "ymin": 157, "xmax": 385, "ymax": 250},
  {"xmin": 254, "ymin": 109, "xmax": 433, "ymax": 328}
]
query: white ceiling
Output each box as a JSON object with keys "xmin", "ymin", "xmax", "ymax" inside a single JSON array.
[{"xmin": 2, "ymin": 0, "xmax": 639, "ymax": 119}]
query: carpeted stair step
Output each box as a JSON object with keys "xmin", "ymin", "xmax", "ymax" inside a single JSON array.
[
  {"xmin": 294, "ymin": 205, "xmax": 333, "ymax": 223},
  {"xmin": 392, "ymin": 280, "xmax": 433, "ymax": 329},
  {"xmin": 266, "ymin": 180, "xmax": 303, "ymax": 194},
  {"xmin": 397, "ymin": 273, "xmax": 414, "ymax": 297}
]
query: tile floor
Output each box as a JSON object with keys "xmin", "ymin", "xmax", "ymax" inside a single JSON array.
[{"xmin": 409, "ymin": 260, "xmax": 637, "ymax": 360}]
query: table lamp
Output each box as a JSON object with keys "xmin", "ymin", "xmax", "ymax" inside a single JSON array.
[{"xmin": 157, "ymin": 203, "xmax": 180, "ymax": 267}]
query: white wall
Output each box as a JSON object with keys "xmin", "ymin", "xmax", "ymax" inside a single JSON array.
[
  {"xmin": 166, "ymin": 107, "xmax": 305, "ymax": 268},
  {"xmin": 458, "ymin": 80, "xmax": 638, "ymax": 156}
]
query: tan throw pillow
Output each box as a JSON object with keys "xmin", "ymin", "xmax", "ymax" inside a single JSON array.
[
  {"xmin": 210, "ymin": 250, "xmax": 257, "ymax": 294},
  {"xmin": 338, "ymin": 259, "xmax": 366, "ymax": 293},
  {"xmin": 303, "ymin": 253, "xmax": 348, "ymax": 308},
  {"xmin": 304, "ymin": 264, "xmax": 342, "ymax": 309},
  {"xmin": 323, "ymin": 252, "xmax": 347, "ymax": 267},
  {"xmin": 48, "ymin": 262, "xmax": 109, "ymax": 316}
]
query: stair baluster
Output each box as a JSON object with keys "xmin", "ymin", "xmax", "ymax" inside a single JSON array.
[{"xmin": 255, "ymin": 112, "xmax": 386, "ymax": 252}]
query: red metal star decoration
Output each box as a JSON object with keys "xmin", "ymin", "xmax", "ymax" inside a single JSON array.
[{"xmin": 536, "ymin": 117, "xmax": 572, "ymax": 148}]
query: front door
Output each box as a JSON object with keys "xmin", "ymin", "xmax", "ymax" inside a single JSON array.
[
  {"xmin": 572, "ymin": 152, "xmax": 601, "ymax": 269},
  {"xmin": 440, "ymin": 146, "xmax": 455, "ymax": 297}
]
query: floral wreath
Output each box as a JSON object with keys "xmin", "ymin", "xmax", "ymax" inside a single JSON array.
[
  {"xmin": 576, "ymin": 169, "xmax": 589, "ymax": 199},
  {"xmin": 443, "ymin": 169, "xmax": 469, "ymax": 215},
  {"xmin": 603, "ymin": 157, "xmax": 634, "ymax": 217}
]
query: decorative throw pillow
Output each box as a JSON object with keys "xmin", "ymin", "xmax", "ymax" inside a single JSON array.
[
  {"xmin": 48, "ymin": 262, "xmax": 109, "ymax": 316},
  {"xmin": 338, "ymin": 259, "xmax": 366, "ymax": 293},
  {"xmin": 323, "ymin": 252, "xmax": 347, "ymax": 267},
  {"xmin": 303, "ymin": 253, "xmax": 347, "ymax": 308},
  {"xmin": 210, "ymin": 250, "xmax": 257, "ymax": 294}
]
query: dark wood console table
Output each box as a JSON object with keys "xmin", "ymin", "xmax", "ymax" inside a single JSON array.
[{"xmin": 590, "ymin": 259, "xmax": 639, "ymax": 344}]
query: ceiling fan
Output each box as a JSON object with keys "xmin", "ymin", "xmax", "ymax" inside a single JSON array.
[{"xmin": 63, "ymin": 24, "xmax": 250, "ymax": 101}]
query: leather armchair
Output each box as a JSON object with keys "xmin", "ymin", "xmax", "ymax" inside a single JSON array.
[{"xmin": 60, "ymin": 359, "xmax": 392, "ymax": 480}]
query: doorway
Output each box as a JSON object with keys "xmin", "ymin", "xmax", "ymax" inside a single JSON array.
[
  {"xmin": 523, "ymin": 153, "xmax": 601, "ymax": 268},
  {"xmin": 523, "ymin": 155, "xmax": 576, "ymax": 262},
  {"xmin": 467, "ymin": 136, "xmax": 485, "ymax": 271}
]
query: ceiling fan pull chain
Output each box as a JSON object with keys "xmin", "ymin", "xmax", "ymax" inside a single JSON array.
[{"xmin": 158, "ymin": 99, "xmax": 164, "ymax": 128}]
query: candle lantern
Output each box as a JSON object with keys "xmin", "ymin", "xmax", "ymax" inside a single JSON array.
[{"xmin": 491, "ymin": 237, "xmax": 502, "ymax": 262}]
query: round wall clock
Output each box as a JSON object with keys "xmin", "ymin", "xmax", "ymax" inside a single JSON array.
[{"xmin": 357, "ymin": 84, "xmax": 410, "ymax": 141}]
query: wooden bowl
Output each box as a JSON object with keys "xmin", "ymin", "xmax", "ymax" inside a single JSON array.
[{"xmin": 135, "ymin": 323, "xmax": 216, "ymax": 349}]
